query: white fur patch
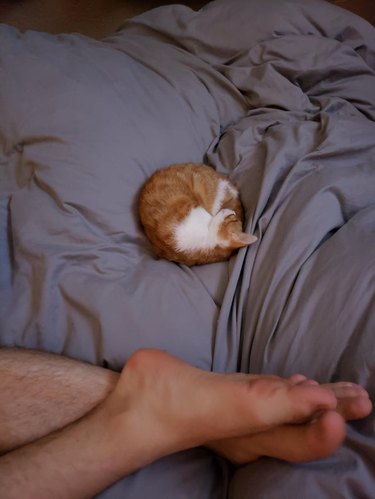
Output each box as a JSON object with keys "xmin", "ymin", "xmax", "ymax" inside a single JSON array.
[
  {"xmin": 211, "ymin": 179, "xmax": 238, "ymax": 215},
  {"xmin": 173, "ymin": 179, "xmax": 239, "ymax": 253},
  {"xmin": 173, "ymin": 207, "xmax": 213, "ymax": 252},
  {"xmin": 173, "ymin": 207, "xmax": 236, "ymax": 252},
  {"xmin": 226, "ymin": 182, "xmax": 239, "ymax": 199}
]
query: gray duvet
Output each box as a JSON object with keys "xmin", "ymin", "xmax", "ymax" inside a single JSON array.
[{"xmin": 0, "ymin": 0, "xmax": 374, "ymax": 497}]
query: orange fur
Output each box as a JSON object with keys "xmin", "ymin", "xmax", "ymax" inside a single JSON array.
[{"xmin": 138, "ymin": 163, "xmax": 256, "ymax": 265}]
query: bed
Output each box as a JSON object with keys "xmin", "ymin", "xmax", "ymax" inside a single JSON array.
[{"xmin": 0, "ymin": 0, "xmax": 374, "ymax": 496}]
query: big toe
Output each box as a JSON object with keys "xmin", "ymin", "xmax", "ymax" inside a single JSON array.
[
  {"xmin": 323, "ymin": 383, "xmax": 372, "ymax": 421},
  {"xmin": 271, "ymin": 410, "xmax": 346, "ymax": 463}
]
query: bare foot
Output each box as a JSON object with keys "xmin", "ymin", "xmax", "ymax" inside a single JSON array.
[
  {"xmin": 102, "ymin": 349, "xmax": 342, "ymax": 472},
  {"xmin": 208, "ymin": 381, "xmax": 372, "ymax": 464}
]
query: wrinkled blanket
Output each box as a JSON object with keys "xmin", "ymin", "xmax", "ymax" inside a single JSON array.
[{"xmin": 0, "ymin": 0, "xmax": 374, "ymax": 497}]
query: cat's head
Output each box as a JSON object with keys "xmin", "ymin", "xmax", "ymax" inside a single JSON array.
[{"xmin": 214, "ymin": 209, "xmax": 257, "ymax": 250}]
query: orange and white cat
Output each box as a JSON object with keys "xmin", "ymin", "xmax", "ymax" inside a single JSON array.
[{"xmin": 138, "ymin": 163, "xmax": 257, "ymax": 266}]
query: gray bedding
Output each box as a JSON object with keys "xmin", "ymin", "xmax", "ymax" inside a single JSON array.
[{"xmin": 0, "ymin": 0, "xmax": 374, "ymax": 497}]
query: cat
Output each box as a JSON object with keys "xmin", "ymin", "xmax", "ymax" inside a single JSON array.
[{"xmin": 138, "ymin": 163, "xmax": 257, "ymax": 266}]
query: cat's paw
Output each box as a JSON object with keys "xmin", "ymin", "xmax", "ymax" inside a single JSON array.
[{"xmin": 214, "ymin": 209, "xmax": 237, "ymax": 223}]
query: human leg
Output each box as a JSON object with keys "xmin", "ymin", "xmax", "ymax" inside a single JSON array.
[
  {"xmin": 0, "ymin": 348, "xmax": 354, "ymax": 499},
  {"xmin": 0, "ymin": 348, "xmax": 323, "ymax": 456},
  {"xmin": 0, "ymin": 346, "xmax": 371, "ymax": 476},
  {"xmin": 0, "ymin": 347, "xmax": 119, "ymax": 454}
]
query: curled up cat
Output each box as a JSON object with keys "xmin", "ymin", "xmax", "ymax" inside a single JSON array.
[{"xmin": 138, "ymin": 163, "xmax": 257, "ymax": 266}]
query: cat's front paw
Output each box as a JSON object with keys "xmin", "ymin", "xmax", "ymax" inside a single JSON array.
[{"xmin": 214, "ymin": 209, "xmax": 237, "ymax": 224}]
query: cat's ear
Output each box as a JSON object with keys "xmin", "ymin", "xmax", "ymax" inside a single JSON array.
[{"xmin": 228, "ymin": 232, "xmax": 257, "ymax": 249}]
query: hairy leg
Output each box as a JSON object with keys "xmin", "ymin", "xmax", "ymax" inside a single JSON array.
[
  {"xmin": 1, "ymin": 348, "xmax": 355, "ymax": 498},
  {"xmin": 0, "ymin": 347, "xmax": 371, "ymax": 468},
  {"xmin": 0, "ymin": 348, "xmax": 119, "ymax": 454}
]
